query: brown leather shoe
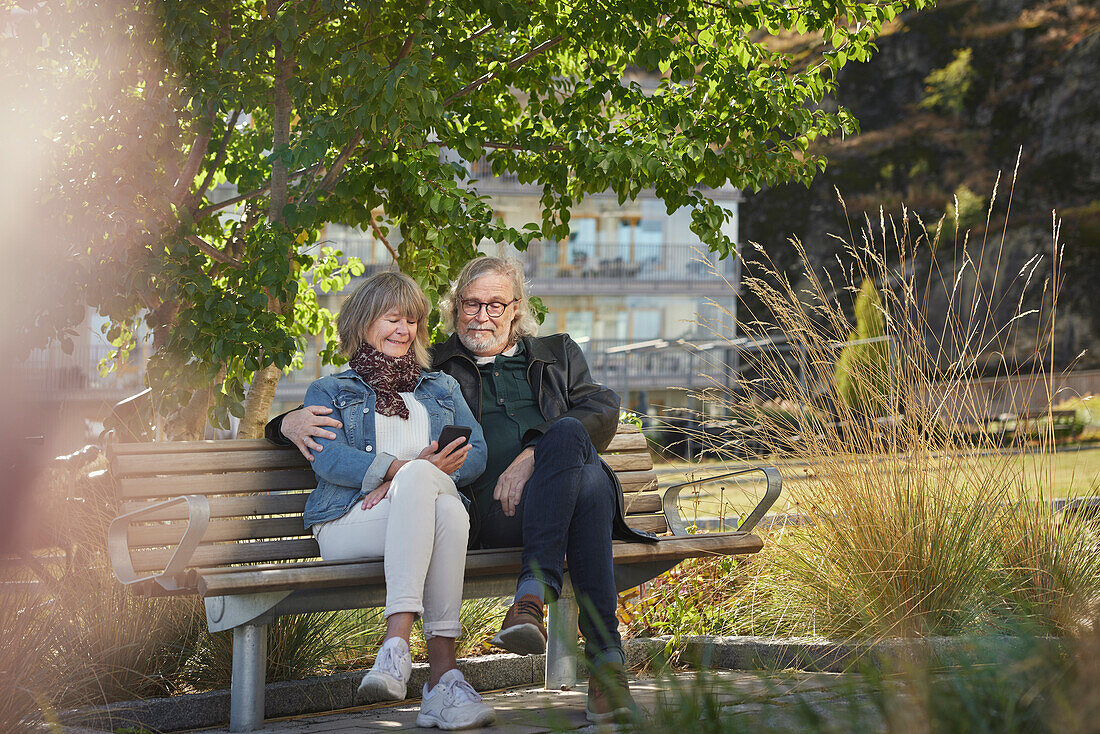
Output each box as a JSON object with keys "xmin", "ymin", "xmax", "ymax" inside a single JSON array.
[
  {"xmin": 585, "ymin": 661, "xmax": 634, "ymax": 724},
  {"xmin": 490, "ymin": 593, "xmax": 547, "ymax": 655}
]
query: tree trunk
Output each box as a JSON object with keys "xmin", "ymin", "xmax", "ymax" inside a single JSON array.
[
  {"xmin": 165, "ymin": 387, "xmax": 214, "ymax": 441},
  {"xmin": 237, "ymin": 363, "xmax": 282, "ymax": 439},
  {"xmin": 238, "ymin": 8, "xmax": 293, "ymax": 440}
]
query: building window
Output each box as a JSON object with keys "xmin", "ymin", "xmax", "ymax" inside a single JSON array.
[
  {"xmin": 633, "ymin": 309, "xmax": 662, "ymax": 339},
  {"xmin": 567, "ymin": 218, "xmax": 598, "ymax": 266},
  {"xmin": 617, "ymin": 218, "xmax": 663, "ymax": 265},
  {"xmin": 564, "ymin": 311, "xmax": 595, "ymax": 340},
  {"xmin": 325, "ymin": 224, "xmax": 391, "ymax": 264}
]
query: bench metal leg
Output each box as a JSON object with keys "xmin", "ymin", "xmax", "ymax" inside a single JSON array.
[
  {"xmin": 229, "ymin": 623, "xmax": 267, "ymax": 732},
  {"xmin": 545, "ymin": 594, "xmax": 579, "ymax": 690}
]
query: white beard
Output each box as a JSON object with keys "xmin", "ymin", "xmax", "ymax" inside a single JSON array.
[{"xmin": 459, "ymin": 326, "xmax": 511, "ymax": 356}]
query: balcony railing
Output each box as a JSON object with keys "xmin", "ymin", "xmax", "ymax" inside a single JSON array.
[
  {"xmin": 520, "ymin": 241, "xmax": 737, "ymax": 291},
  {"xmin": 18, "ymin": 343, "xmax": 147, "ymax": 398},
  {"xmin": 577, "ymin": 338, "xmax": 737, "ymax": 392}
]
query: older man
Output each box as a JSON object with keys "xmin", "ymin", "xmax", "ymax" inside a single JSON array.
[{"xmin": 267, "ymin": 257, "xmax": 652, "ymax": 722}]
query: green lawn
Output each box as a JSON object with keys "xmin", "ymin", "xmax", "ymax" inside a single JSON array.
[{"xmin": 658, "ymin": 445, "xmax": 1100, "ymax": 521}]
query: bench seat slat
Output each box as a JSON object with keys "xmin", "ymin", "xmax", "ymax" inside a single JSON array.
[{"xmin": 196, "ymin": 533, "xmax": 761, "ymax": 597}]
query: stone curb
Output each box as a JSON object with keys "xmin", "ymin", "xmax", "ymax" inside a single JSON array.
[
  {"xmin": 58, "ymin": 635, "xmax": 1047, "ymax": 732},
  {"xmin": 640, "ymin": 634, "xmax": 1056, "ymax": 673},
  {"xmin": 59, "ymin": 652, "xmax": 546, "ymax": 733}
]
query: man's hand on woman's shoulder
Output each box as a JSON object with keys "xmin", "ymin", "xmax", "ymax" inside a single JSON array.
[{"xmin": 282, "ymin": 405, "xmax": 343, "ymax": 461}]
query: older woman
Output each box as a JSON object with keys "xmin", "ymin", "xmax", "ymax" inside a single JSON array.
[{"xmin": 303, "ymin": 271, "xmax": 494, "ymax": 730}]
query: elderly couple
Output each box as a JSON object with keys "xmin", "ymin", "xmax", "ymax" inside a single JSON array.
[{"xmin": 265, "ymin": 256, "xmax": 652, "ymax": 730}]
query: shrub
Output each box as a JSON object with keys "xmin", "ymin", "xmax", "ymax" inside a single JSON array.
[
  {"xmin": 920, "ymin": 47, "xmax": 976, "ymax": 116},
  {"xmin": 834, "ymin": 278, "xmax": 891, "ymax": 417},
  {"xmin": 947, "ymin": 184, "xmax": 986, "ymax": 232}
]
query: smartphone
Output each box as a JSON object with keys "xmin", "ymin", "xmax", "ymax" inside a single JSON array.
[{"xmin": 437, "ymin": 424, "xmax": 472, "ymax": 451}]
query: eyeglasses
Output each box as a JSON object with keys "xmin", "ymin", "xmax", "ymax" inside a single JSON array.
[{"xmin": 460, "ymin": 298, "xmax": 519, "ymax": 318}]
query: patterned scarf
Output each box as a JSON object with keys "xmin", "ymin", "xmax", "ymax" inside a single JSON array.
[{"xmin": 348, "ymin": 342, "xmax": 421, "ymax": 419}]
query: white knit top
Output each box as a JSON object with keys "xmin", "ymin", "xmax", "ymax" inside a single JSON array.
[{"xmin": 374, "ymin": 393, "xmax": 431, "ymax": 460}]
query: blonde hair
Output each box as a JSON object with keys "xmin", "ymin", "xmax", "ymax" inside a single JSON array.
[
  {"xmin": 337, "ymin": 271, "xmax": 432, "ymax": 368},
  {"xmin": 439, "ymin": 256, "xmax": 540, "ymax": 339}
]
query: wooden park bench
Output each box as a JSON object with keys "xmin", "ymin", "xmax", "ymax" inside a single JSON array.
[{"xmin": 106, "ymin": 422, "xmax": 780, "ymax": 731}]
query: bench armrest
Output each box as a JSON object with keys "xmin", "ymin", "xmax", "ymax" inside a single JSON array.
[
  {"xmin": 661, "ymin": 465, "xmax": 782, "ymax": 536},
  {"xmin": 108, "ymin": 495, "xmax": 211, "ymax": 593}
]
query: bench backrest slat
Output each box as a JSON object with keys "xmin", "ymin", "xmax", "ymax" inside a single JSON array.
[
  {"xmin": 109, "ymin": 430, "xmax": 650, "ymax": 455},
  {"xmin": 617, "ymin": 470, "xmax": 658, "ymax": 493},
  {"xmin": 113, "ymin": 449, "xmax": 307, "ymax": 476},
  {"xmin": 121, "ymin": 493, "xmax": 309, "ymax": 522},
  {"xmin": 127, "ymin": 516, "xmax": 309, "ymax": 547},
  {"xmin": 119, "ymin": 469, "xmax": 317, "ymax": 499},
  {"xmin": 604, "ymin": 431, "xmax": 648, "ymax": 452},
  {"xmin": 130, "ymin": 538, "xmax": 319, "ymax": 573},
  {"xmin": 622, "ymin": 493, "xmax": 660, "ymax": 514},
  {"xmin": 601, "ymin": 452, "xmax": 655, "ymax": 473}
]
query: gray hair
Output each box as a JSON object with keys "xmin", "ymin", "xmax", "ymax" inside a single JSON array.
[
  {"xmin": 337, "ymin": 271, "xmax": 432, "ymax": 368},
  {"xmin": 439, "ymin": 256, "xmax": 540, "ymax": 339}
]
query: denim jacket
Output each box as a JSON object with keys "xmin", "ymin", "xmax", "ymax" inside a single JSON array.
[{"xmin": 302, "ymin": 368, "xmax": 487, "ymax": 528}]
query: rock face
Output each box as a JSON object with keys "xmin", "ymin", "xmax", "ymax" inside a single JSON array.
[{"xmin": 741, "ymin": 0, "xmax": 1100, "ymax": 370}]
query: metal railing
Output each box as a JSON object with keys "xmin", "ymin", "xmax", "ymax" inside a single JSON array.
[
  {"xmin": 520, "ymin": 241, "xmax": 736, "ymax": 289},
  {"xmin": 18, "ymin": 343, "xmax": 146, "ymax": 396},
  {"xmin": 577, "ymin": 338, "xmax": 737, "ymax": 392}
]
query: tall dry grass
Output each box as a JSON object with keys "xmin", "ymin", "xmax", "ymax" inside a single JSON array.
[{"xmin": 629, "ymin": 162, "xmax": 1100, "ymax": 641}]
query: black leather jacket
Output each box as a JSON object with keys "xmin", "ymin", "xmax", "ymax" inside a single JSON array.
[{"xmin": 432, "ymin": 332, "xmax": 655, "ymax": 544}]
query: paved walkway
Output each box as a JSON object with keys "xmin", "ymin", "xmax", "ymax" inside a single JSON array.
[{"xmin": 191, "ymin": 670, "xmax": 855, "ymax": 733}]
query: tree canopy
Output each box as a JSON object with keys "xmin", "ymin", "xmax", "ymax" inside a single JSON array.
[{"xmin": 13, "ymin": 0, "xmax": 929, "ymax": 437}]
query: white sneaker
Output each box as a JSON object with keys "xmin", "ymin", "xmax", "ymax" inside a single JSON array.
[
  {"xmin": 416, "ymin": 668, "xmax": 496, "ymax": 730},
  {"xmin": 357, "ymin": 637, "xmax": 412, "ymax": 701}
]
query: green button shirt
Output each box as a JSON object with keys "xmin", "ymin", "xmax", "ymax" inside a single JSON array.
[{"xmin": 466, "ymin": 341, "xmax": 545, "ymax": 514}]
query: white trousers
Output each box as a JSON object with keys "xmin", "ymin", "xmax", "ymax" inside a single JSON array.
[{"xmin": 314, "ymin": 460, "xmax": 469, "ymax": 639}]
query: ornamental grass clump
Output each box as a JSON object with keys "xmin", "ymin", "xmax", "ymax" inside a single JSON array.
[{"xmin": 639, "ymin": 165, "xmax": 1100, "ymax": 640}]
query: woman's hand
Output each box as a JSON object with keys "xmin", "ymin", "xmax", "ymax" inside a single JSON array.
[
  {"xmin": 417, "ymin": 437, "xmax": 471, "ymax": 475},
  {"xmin": 361, "ymin": 481, "xmax": 391, "ymax": 510}
]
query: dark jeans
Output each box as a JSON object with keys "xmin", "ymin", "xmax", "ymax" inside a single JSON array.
[{"xmin": 476, "ymin": 417, "xmax": 620, "ymax": 660}]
